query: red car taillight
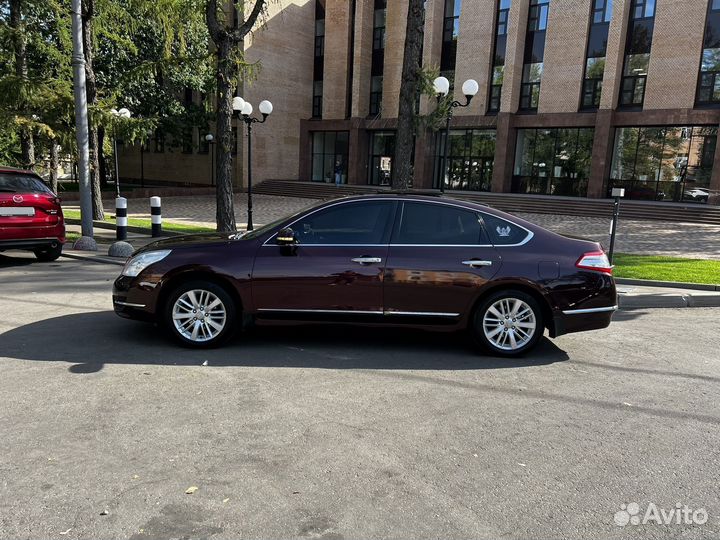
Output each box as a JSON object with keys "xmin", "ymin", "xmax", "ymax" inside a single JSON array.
[{"xmin": 576, "ymin": 250, "xmax": 613, "ymax": 275}]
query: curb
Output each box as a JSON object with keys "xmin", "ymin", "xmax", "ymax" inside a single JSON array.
[
  {"xmin": 617, "ymin": 292, "xmax": 720, "ymax": 309},
  {"xmin": 616, "ymin": 277, "xmax": 720, "ymax": 292}
]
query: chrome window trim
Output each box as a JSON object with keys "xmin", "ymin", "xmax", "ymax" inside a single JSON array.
[
  {"xmin": 562, "ymin": 305, "xmax": 618, "ymax": 315},
  {"xmin": 261, "ymin": 197, "xmax": 534, "ymax": 248},
  {"xmin": 257, "ymin": 308, "xmax": 460, "ymax": 317}
]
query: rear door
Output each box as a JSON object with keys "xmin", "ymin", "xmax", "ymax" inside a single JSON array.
[{"xmin": 383, "ymin": 200, "xmax": 501, "ymax": 319}]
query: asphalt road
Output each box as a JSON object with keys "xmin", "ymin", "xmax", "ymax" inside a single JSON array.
[{"xmin": 1, "ymin": 252, "xmax": 719, "ymax": 540}]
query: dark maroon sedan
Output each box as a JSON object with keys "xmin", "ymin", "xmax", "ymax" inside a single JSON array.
[{"xmin": 113, "ymin": 195, "xmax": 616, "ymax": 357}]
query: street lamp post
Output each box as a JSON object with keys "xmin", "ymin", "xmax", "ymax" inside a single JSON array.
[
  {"xmin": 110, "ymin": 107, "xmax": 131, "ymax": 197},
  {"xmin": 205, "ymin": 133, "xmax": 215, "ymax": 186},
  {"xmin": 232, "ymin": 96, "xmax": 272, "ymax": 231},
  {"xmin": 432, "ymin": 77, "xmax": 479, "ymax": 194}
]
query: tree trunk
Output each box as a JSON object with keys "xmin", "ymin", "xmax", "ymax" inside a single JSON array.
[
  {"xmin": 206, "ymin": 0, "xmax": 266, "ymax": 232},
  {"xmin": 393, "ymin": 0, "xmax": 425, "ymax": 190},
  {"xmin": 49, "ymin": 140, "xmax": 59, "ymax": 193},
  {"xmin": 215, "ymin": 41, "xmax": 237, "ymax": 232},
  {"xmin": 10, "ymin": 0, "xmax": 35, "ymax": 169},
  {"xmin": 98, "ymin": 126, "xmax": 107, "ymax": 188},
  {"xmin": 82, "ymin": 0, "xmax": 104, "ymax": 220}
]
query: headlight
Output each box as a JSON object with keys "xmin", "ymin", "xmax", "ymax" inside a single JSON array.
[{"xmin": 121, "ymin": 250, "xmax": 171, "ymax": 277}]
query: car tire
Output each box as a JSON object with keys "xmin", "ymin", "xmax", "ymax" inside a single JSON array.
[
  {"xmin": 163, "ymin": 280, "xmax": 237, "ymax": 348},
  {"xmin": 471, "ymin": 290, "xmax": 544, "ymax": 357},
  {"xmin": 34, "ymin": 243, "xmax": 63, "ymax": 262}
]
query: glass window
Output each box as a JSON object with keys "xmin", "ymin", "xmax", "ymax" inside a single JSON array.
[
  {"xmin": 610, "ymin": 126, "xmax": 717, "ymax": 203},
  {"xmin": 0, "ymin": 173, "xmax": 51, "ymax": 194},
  {"xmin": 698, "ymin": 2, "xmax": 720, "ymax": 105},
  {"xmin": 482, "ymin": 214, "xmax": 531, "ymax": 245},
  {"xmin": 290, "ymin": 201, "xmax": 394, "ymax": 245},
  {"xmin": 434, "ymin": 129, "xmax": 496, "ymax": 191},
  {"xmin": 311, "ymin": 131, "xmax": 349, "ymax": 184},
  {"xmin": 528, "ymin": 0, "xmax": 549, "ymax": 32},
  {"xmin": 395, "ymin": 202, "xmax": 486, "ymax": 245},
  {"xmin": 368, "ymin": 131, "xmax": 396, "ymax": 186},
  {"xmin": 489, "ymin": 0, "xmax": 511, "ymax": 113},
  {"xmin": 513, "ymin": 128, "xmax": 594, "ymax": 197},
  {"xmin": 441, "ymin": 0, "xmax": 461, "ymax": 72}
]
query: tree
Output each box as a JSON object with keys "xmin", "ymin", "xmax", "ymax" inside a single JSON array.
[
  {"xmin": 206, "ymin": 0, "xmax": 267, "ymax": 232},
  {"xmin": 392, "ymin": 0, "xmax": 425, "ymax": 191},
  {"xmin": 9, "ymin": 0, "xmax": 35, "ymax": 169}
]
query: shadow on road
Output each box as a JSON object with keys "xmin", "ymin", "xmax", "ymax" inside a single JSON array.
[{"xmin": 1, "ymin": 311, "xmax": 569, "ymax": 371}]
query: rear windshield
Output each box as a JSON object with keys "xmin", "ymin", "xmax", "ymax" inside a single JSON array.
[{"xmin": 0, "ymin": 173, "xmax": 52, "ymax": 194}]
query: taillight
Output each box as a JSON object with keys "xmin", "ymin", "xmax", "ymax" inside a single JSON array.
[{"xmin": 576, "ymin": 250, "xmax": 613, "ymax": 274}]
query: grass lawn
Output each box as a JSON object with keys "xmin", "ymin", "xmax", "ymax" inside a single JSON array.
[
  {"xmin": 613, "ymin": 253, "xmax": 720, "ymax": 285},
  {"xmin": 63, "ymin": 209, "xmax": 214, "ymax": 234}
]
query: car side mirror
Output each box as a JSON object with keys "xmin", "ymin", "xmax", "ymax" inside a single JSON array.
[{"xmin": 276, "ymin": 227, "xmax": 296, "ymax": 245}]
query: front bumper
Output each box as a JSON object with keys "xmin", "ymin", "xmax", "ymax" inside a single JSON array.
[{"xmin": 113, "ymin": 275, "xmax": 159, "ymax": 321}]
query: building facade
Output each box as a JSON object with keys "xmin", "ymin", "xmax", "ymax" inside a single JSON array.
[{"xmin": 121, "ymin": 0, "xmax": 720, "ymax": 205}]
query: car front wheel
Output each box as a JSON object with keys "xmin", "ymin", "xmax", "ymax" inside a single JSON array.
[
  {"xmin": 164, "ymin": 280, "xmax": 237, "ymax": 348},
  {"xmin": 472, "ymin": 290, "xmax": 543, "ymax": 357}
]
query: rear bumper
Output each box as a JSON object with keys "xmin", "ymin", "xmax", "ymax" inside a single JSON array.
[
  {"xmin": 552, "ymin": 305, "xmax": 617, "ymax": 337},
  {"xmin": 0, "ymin": 237, "xmax": 63, "ymax": 251}
]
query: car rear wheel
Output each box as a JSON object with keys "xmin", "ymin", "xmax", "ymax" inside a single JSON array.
[
  {"xmin": 34, "ymin": 243, "xmax": 62, "ymax": 262},
  {"xmin": 472, "ymin": 290, "xmax": 543, "ymax": 357},
  {"xmin": 164, "ymin": 280, "xmax": 237, "ymax": 348}
]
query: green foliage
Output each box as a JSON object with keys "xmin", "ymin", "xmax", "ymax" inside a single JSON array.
[{"xmin": 613, "ymin": 253, "xmax": 720, "ymax": 285}]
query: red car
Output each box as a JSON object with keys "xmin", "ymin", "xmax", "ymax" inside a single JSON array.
[
  {"xmin": 113, "ymin": 195, "xmax": 617, "ymax": 357},
  {"xmin": 0, "ymin": 166, "xmax": 65, "ymax": 262}
]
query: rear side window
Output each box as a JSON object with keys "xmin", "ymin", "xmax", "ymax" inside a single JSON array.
[
  {"xmin": 482, "ymin": 213, "xmax": 532, "ymax": 245},
  {"xmin": 0, "ymin": 173, "xmax": 52, "ymax": 194},
  {"xmin": 289, "ymin": 201, "xmax": 394, "ymax": 245},
  {"xmin": 394, "ymin": 202, "xmax": 487, "ymax": 245}
]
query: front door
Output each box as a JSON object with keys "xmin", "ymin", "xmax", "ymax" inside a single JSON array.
[
  {"xmin": 251, "ymin": 200, "xmax": 396, "ymax": 315},
  {"xmin": 383, "ymin": 201, "xmax": 501, "ymax": 318}
]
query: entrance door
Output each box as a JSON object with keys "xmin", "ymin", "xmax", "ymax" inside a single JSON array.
[{"xmin": 251, "ymin": 200, "xmax": 396, "ymax": 315}]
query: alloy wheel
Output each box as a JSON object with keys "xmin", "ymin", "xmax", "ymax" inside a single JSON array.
[
  {"xmin": 482, "ymin": 298, "xmax": 537, "ymax": 351},
  {"xmin": 172, "ymin": 289, "xmax": 227, "ymax": 343}
]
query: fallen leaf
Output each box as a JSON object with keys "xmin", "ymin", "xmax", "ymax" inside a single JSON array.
[
  {"xmin": 59, "ymin": 529, "xmax": 72, "ymax": 535},
  {"xmin": 186, "ymin": 486, "xmax": 199, "ymax": 494},
  {"xmin": 223, "ymin": 498, "xmax": 230, "ymax": 503},
  {"xmin": 623, "ymin": 402, "xmax": 633, "ymax": 407},
  {"xmin": 518, "ymin": 463, "xmax": 527, "ymax": 467}
]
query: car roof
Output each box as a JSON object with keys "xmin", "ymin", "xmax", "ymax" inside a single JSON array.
[
  {"xmin": 320, "ymin": 193, "xmax": 543, "ymax": 232},
  {"xmin": 0, "ymin": 166, "xmax": 39, "ymax": 176}
]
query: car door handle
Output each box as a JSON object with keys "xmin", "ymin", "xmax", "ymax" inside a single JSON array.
[
  {"xmin": 352, "ymin": 257, "xmax": 382, "ymax": 265},
  {"xmin": 462, "ymin": 260, "xmax": 493, "ymax": 267}
]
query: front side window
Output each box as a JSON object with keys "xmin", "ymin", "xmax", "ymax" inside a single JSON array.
[
  {"xmin": 289, "ymin": 201, "xmax": 394, "ymax": 245},
  {"xmin": 394, "ymin": 202, "xmax": 486, "ymax": 245}
]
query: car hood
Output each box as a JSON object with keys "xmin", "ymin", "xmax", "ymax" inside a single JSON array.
[{"xmin": 137, "ymin": 232, "xmax": 235, "ymax": 253}]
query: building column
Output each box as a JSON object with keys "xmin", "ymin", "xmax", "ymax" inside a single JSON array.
[
  {"xmin": 382, "ymin": 0, "xmax": 408, "ymax": 118},
  {"xmin": 588, "ymin": 109, "xmax": 614, "ymax": 199},
  {"xmin": 348, "ymin": 121, "xmax": 368, "ymax": 185},
  {"xmin": 323, "ymin": 0, "xmax": 352, "ymax": 119},
  {"xmin": 500, "ymin": 0, "xmax": 530, "ymax": 114},
  {"xmin": 599, "ymin": 0, "xmax": 632, "ymax": 109},
  {"xmin": 351, "ymin": 0, "xmax": 374, "ymax": 118},
  {"xmin": 492, "ymin": 112, "xmax": 515, "ymax": 193}
]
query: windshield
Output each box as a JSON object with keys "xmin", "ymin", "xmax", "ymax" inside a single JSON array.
[{"xmin": 0, "ymin": 173, "xmax": 53, "ymax": 194}]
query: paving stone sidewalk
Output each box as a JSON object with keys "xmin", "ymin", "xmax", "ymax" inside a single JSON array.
[{"xmin": 67, "ymin": 194, "xmax": 720, "ymax": 259}]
